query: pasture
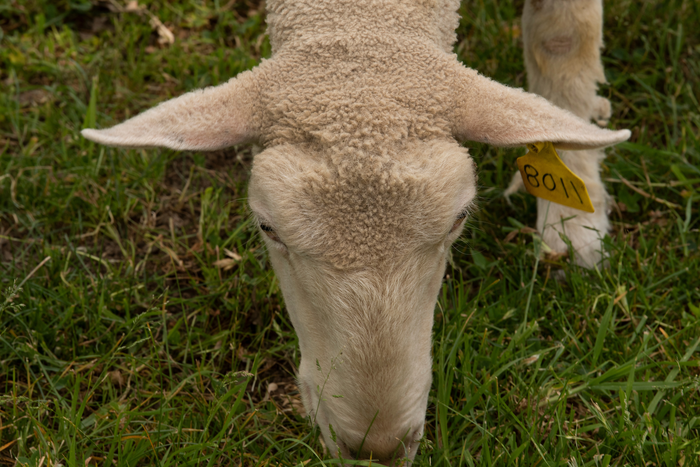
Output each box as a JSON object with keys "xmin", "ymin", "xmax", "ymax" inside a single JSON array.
[{"xmin": 1, "ymin": 0, "xmax": 699, "ymax": 465}]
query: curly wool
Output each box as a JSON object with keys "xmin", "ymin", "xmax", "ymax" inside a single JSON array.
[
  {"xmin": 253, "ymin": 141, "xmax": 472, "ymax": 268},
  {"xmin": 257, "ymin": 0, "xmax": 461, "ymax": 150}
]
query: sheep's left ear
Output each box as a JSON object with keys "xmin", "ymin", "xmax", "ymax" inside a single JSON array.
[
  {"xmin": 82, "ymin": 69, "xmax": 262, "ymax": 150},
  {"xmin": 450, "ymin": 66, "xmax": 630, "ymax": 150}
]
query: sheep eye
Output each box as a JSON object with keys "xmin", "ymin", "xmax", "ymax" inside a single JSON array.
[
  {"xmin": 260, "ymin": 222, "xmax": 283, "ymax": 243},
  {"xmin": 450, "ymin": 210, "xmax": 468, "ymax": 233}
]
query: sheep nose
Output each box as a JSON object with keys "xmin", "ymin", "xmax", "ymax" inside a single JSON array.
[{"xmin": 336, "ymin": 438, "xmax": 409, "ymax": 466}]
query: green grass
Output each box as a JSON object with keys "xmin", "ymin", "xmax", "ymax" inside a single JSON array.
[{"xmin": 1, "ymin": 0, "xmax": 699, "ymax": 466}]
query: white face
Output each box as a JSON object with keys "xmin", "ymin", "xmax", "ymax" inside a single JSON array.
[{"xmin": 248, "ymin": 140, "xmax": 476, "ymax": 464}]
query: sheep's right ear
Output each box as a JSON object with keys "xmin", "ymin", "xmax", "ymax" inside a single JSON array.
[
  {"xmin": 450, "ymin": 66, "xmax": 630, "ymax": 150},
  {"xmin": 82, "ymin": 69, "xmax": 262, "ymax": 151}
]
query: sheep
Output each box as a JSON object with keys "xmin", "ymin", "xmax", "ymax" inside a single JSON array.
[{"xmin": 82, "ymin": 0, "xmax": 629, "ymax": 463}]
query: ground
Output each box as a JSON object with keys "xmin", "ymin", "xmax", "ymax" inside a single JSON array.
[{"xmin": 1, "ymin": 0, "xmax": 699, "ymax": 466}]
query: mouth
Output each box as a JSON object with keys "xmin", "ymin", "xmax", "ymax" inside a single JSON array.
[
  {"xmin": 312, "ymin": 404, "xmax": 422, "ymax": 466},
  {"xmin": 297, "ymin": 358, "xmax": 430, "ymax": 465},
  {"xmin": 332, "ymin": 436, "xmax": 419, "ymax": 466}
]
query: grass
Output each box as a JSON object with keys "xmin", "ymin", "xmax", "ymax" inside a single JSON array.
[{"xmin": 1, "ymin": 0, "xmax": 699, "ymax": 465}]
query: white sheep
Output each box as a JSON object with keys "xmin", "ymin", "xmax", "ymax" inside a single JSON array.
[{"xmin": 82, "ymin": 0, "xmax": 629, "ymax": 463}]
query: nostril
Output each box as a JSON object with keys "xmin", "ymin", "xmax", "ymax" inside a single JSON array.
[
  {"xmin": 335, "ymin": 438, "xmax": 355, "ymax": 460},
  {"xmin": 388, "ymin": 444, "xmax": 407, "ymax": 466}
]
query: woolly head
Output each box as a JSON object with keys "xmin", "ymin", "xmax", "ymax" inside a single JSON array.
[{"xmin": 81, "ymin": 0, "xmax": 629, "ymax": 463}]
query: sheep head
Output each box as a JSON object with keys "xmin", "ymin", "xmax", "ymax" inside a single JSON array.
[{"xmin": 82, "ymin": 0, "xmax": 629, "ymax": 463}]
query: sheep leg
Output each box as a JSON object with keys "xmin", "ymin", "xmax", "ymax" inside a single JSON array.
[{"xmin": 521, "ymin": 0, "xmax": 612, "ymax": 268}]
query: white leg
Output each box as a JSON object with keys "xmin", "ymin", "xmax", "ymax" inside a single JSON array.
[
  {"xmin": 522, "ymin": 0, "xmax": 613, "ymax": 268},
  {"xmin": 536, "ymin": 149, "xmax": 610, "ymax": 268}
]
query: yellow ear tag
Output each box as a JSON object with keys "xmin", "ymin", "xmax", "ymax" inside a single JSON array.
[{"xmin": 516, "ymin": 142, "xmax": 595, "ymax": 213}]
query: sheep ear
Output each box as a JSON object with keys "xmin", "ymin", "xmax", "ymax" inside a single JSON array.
[
  {"xmin": 82, "ymin": 69, "xmax": 261, "ymax": 150},
  {"xmin": 450, "ymin": 67, "xmax": 630, "ymax": 150}
]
